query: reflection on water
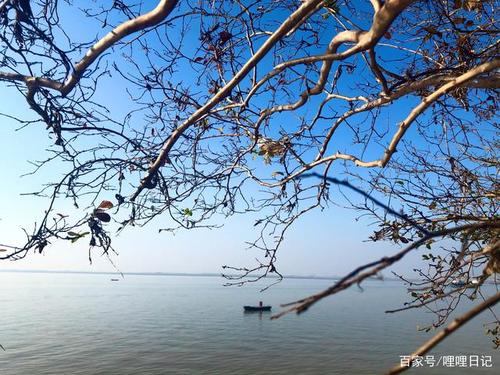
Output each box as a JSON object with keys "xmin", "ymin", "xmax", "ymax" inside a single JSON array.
[
  {"xmin": 0, "ymin": 272, "xmax": 497, "ymax": 374},
  {"xmin": 243, "ymin": 310, "xmax": 272, "ymax": 320}
]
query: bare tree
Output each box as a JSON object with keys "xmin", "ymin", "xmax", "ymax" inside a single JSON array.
[{"xmin": 0, "ymin": 0, "xmax": 498, "ymax": 371}]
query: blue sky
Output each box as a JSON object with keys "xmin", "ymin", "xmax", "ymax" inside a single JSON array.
[
  {"xmin": 0, "ymin": 0, "xmax": 431, "ymax": 278},
  {"xmin": 0, "ymin": 102, "xmax": 424, "ymax": 277}
]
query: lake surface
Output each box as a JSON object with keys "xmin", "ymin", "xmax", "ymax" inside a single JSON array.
[{"xmin": 0, "ymin": 272, "xmax": 498, "ymax": 374}]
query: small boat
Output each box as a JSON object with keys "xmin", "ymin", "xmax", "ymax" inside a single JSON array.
[
  {"xmin": 243, "ymin": 303, "xmax": 271, "ymax": 312},
  {"xmin": 110, "ymin": 278, "xmax": 119, "ymax": 282}
]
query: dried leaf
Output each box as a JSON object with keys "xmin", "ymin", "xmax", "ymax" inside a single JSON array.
[{"xmin": 98, "ymin": 200, "xmax": 114, "ymax": 210}]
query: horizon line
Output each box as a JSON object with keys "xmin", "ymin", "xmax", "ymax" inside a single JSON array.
[{"xmin": 0, "ymin": 268, "xmax": 404, "ymax": 282}]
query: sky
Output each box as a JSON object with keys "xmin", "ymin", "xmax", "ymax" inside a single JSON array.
[
  {"xmin": 0, "ymin": 89, "xmax": 425, "ymax": 278},
  {"xmin": 0, "ymin": 0, "xmax": 429, "ymax": 279}
]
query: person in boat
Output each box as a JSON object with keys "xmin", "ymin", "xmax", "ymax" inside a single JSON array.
[{"xmin": 259, "ymin": 301, "xmax": 263, "ymax": 307}]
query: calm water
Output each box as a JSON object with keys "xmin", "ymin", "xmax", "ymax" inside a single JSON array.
[{"xmin": 0, "ymin": 272, "xmax": 498, "ymax": 374}]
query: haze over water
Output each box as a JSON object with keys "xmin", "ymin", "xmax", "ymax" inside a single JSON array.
[{"xmin": 0, "ymin": 272, "xmax": 497, "ymax": 374}]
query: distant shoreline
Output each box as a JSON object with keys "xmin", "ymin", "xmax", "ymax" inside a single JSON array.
[
  {"xmin": 3, "ymin": 269, "xmax": 495, "ymax": 285},
  {"xmin": 0, "ymin": 268, "xmax": 406, "ymax": 282}
]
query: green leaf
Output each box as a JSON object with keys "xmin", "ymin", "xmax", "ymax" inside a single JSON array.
[{"xmin": 68, "ymin": 231, "xmax": 90, "ymax": 243}]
